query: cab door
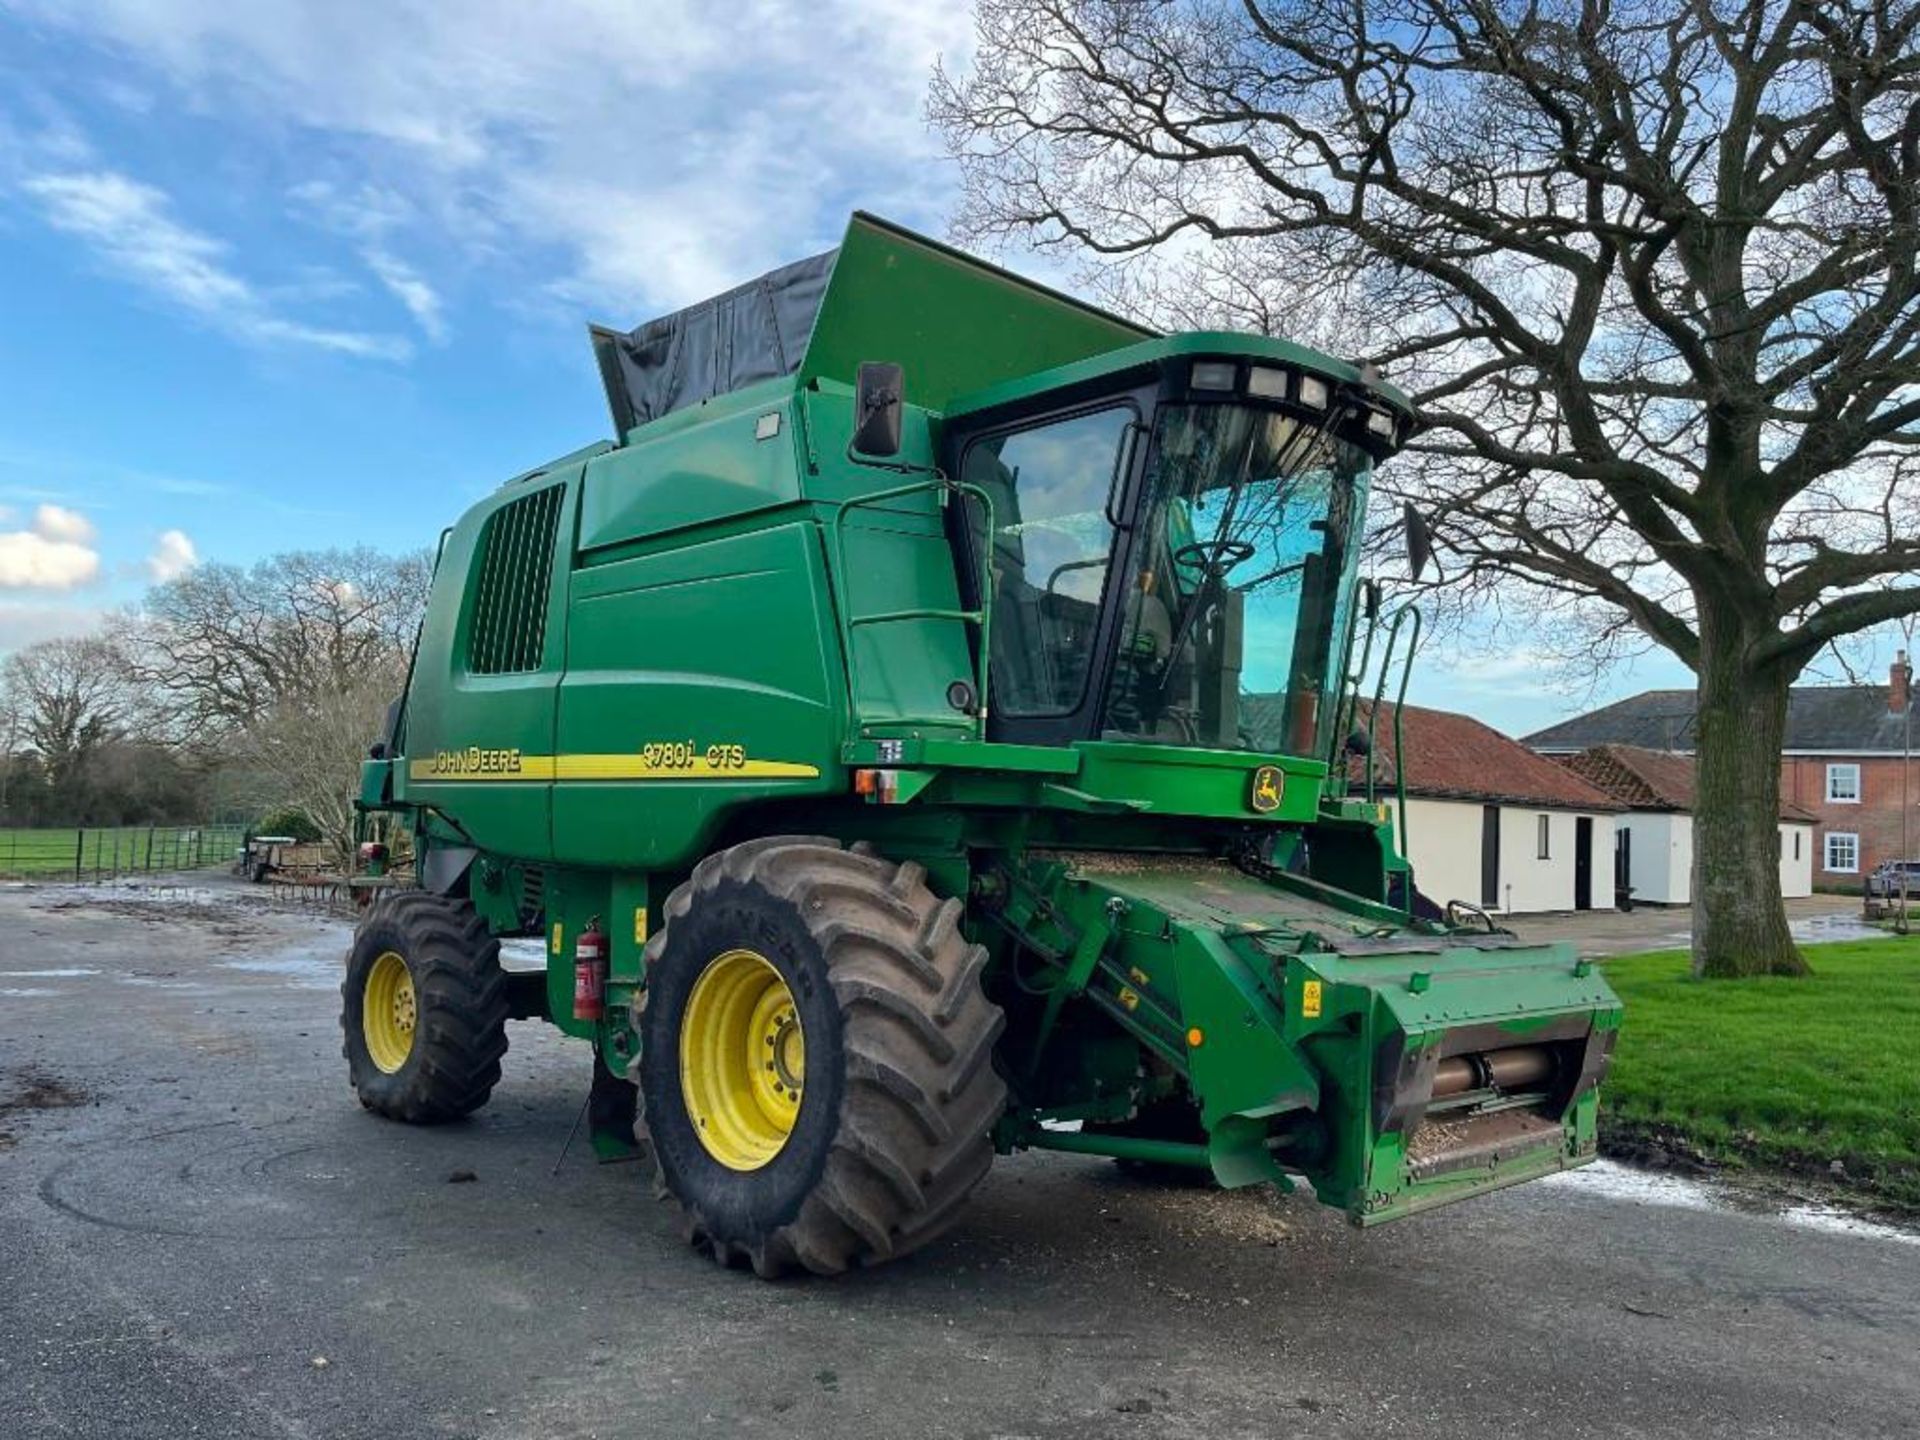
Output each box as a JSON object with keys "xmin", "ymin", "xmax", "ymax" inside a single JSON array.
[{"xmin": 951, "ymin": 401, "xmax": 1144, "ymax": 746}]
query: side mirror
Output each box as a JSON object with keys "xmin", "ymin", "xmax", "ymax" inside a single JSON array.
[
  {"xmin": 1362, "ymin": 578, "xmax": 1381, "ymax": 621},
  {"xmin": 853, "ymin": 361, "xmax": 904, "ymax": 457},
  {"xmin": 1403, "ymin": 502, "xmax": 1435, "ymax": 583}
]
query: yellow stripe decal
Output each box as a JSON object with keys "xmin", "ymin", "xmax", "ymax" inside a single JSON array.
[
  {"xmin": 553, "ymin": 755, "xmax": 820, "ymax": 781},
  {"xmin": 408, "ymin": 751, "xmax": 820, "ymax": 784}
]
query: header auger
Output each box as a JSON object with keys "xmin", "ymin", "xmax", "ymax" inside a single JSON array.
[{"xmin": 345, "ymin": 213, "xmax": 1619, "ymax": 1277}]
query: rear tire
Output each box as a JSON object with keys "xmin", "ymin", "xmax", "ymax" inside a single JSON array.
[
  {"xmin": 638, "ymin": 837, "xmax": 1006, "ymax": 1277},
  {"xmin": 342, "ymin": 891, "xmax": 510, "ymax": 1123}
]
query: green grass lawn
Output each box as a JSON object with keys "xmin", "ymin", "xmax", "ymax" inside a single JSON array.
[{"xmin": 1601, "ymin": 937, "xmax": 1920, "ymax": 1210}]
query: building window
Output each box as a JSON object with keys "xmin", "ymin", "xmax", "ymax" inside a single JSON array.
[
  {"xmin": 1537, "ymin": 814, "xmax": 1551, "ymax": 859},
  {"xmin": 1825, "ymin": 832, "xmax": 1859, "ymax": 873},
  {"xmin": 1826, "ymin": 763, "xmax": 1861, "ymax": 803},
  {"xmin": 1794, "ymin": 831, "xmax": 1802, "ymax": 861}
]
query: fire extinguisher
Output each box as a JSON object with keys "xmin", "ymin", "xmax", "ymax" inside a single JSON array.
[{"xmin": 572, "ymin": 917, "xmax": 607, "ymax": 1023}]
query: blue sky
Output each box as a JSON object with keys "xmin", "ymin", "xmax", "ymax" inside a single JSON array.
[{"xmin": 0, "ymin": 1, "xmax": 1878, "ymax": 739}]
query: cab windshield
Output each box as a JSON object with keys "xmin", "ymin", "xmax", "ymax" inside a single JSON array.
[{"xmin": 1102, "ymin": 404, "xmax": 1369, "ymax": 757}]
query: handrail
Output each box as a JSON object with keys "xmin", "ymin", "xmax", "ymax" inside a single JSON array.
[
  {"xmin": 1330, "ymin": 597, "xmax": 1383, "ymax": 784},
  {"xmin": 1363, "ymin": 604, "xmax": 1423, "ymax": 901},
  {"xmin": 825, "ymin": 476, "xmax": 997, "ymax": 740}
]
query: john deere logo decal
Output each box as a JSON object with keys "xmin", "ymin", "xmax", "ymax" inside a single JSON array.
[{"xmin": 1249, "ymin": 765, "xmax": 1283, "ymax": 813}]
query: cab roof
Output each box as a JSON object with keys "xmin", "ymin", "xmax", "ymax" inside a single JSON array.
[{"xmin": 942, "ymin": 332, "xmax": 1417, "ymax": 420}]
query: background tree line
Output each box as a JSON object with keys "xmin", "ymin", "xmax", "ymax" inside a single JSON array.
[{"xmin": 0, "ymin": 546, "xmax": 429, "ymax": 858}]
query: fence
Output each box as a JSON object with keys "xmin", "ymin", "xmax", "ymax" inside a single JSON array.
[{"xmin": 0, "ymin": 824, "xmax": 249, "ymax": 882}]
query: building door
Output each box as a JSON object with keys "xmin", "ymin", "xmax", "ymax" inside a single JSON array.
[
  {"xmin": 1614, "ymin": 827, "xmax": 1632, "ymax": 901},
  {"xmin": 1575, "ymin": 816, "xmax": 1595, "ymax": 911},
  {"xmin": 1480, "ymin": 805, "xmax": 1501, "ymax": 909}
]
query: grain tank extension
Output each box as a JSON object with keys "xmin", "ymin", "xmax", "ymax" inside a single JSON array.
[{"xmin": 345, "ymin": 214, "xmax": 1619, "ymax": 1277}]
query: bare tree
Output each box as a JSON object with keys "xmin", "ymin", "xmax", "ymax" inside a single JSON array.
[
  {"xmin": 0, "ymin": 684, "xmax": 20, "ymax": 818},
  {"xmin": 0, "ymin": 637, "xmax": 215, "ymax": 826},
  {"xmin": 932, "ymin": 0, "xmax": 1920, "ymax": 977},
  {"xmin": 1, "ymin": 637, "xmax": 127, "ymax": 787},
  {"xmin": 112, "ymin": 546, "xmax": 428, "ymax": 853},
  {"xmin": 117, "ymin": 547, "xmax": 431, "ymax": 738},
  {"xmin": 232, "ymin": 665, "xmax": 408, "ymax": 864}
]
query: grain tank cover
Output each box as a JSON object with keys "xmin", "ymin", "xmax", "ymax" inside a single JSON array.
[
  {"xmin": 590, "ymin": 212, "xmax": 1152, "ymax": 440},
  {"xmin": 589, "ymin": 249, "xmax": 835, "ymax": 435}
]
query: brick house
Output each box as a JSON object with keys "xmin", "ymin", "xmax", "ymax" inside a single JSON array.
[{"xmin": 1526, "ymin": 653, "xmax": 1917, "ymax": 888}]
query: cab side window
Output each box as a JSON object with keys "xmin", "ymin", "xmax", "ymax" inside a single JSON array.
[{"xmin": 961, "ymin": 408, "xmax": 1131, "ymax": 716}]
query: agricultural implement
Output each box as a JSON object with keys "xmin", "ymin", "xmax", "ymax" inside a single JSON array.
[{"xmin": 345, "ymin": 214, "xmax": 1619, "ymax": 1276}]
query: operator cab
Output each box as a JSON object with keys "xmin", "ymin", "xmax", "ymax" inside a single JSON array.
[{"xmin": 941, "ymin": 341, "xmax": 1414, "ymax": 763}]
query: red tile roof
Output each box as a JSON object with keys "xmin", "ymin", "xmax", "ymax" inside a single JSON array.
[
  {"xmin": 1352, "ymin": 703, "xmax": 1624, "ymax": 811},
  {"xmin": 1554, "ymin": 744, "xmax": 1818, "ymax": 823}
]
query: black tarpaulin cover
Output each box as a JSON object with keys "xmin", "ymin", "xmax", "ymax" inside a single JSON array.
[{"xmin": 589, "ymin": 248, "xmax": 837, "ymax": 437}]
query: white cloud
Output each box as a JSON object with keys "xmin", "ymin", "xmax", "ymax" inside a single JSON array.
[
  {"xmin": 146, "ymin": 529, "xmax": 198, "ymax": 583},
  {"xmin": 0, "ymin": 505, "xmax": 101, "ymax": 590},
  {"xmin": 19, "ymin": 169, "xmax": 410, "ymax": 359},
  {"xmin": 5, "ymin": 1, "xmax": 976, "ymax": 316},
  {"xmin": 0, "ymin": 444, "xmax": 229, "ymax": 501},
  {"xmin": 0, "ymin": 602, "xmax": 109, "ymax": 655},
  {"xmin": 31, "ymin": 503, "xmax": 95, "ymax": 545},
  {"xmin": 1428, "ymin": 648, "xmax": 1563, "ymax": 692},
  {"xmin": 365, "ymin": 249, "xmax": 446, "ymax": 342}
]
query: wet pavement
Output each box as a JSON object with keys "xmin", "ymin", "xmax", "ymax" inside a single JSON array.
[
  {"xmin": 3, "ymin": 876, "xmax": 1917, "ymax": 1439},
  {"xmin": 1512, "ymin": 894, "xmax": 1877, "ymax": 956}
]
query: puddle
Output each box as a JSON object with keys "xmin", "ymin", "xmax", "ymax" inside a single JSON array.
[
  {"xmin": 218, "ymin": 939, "xmax": 345, "ymax": 991},
  {"xmin": 0, "ymin": 968, "xmax": 99, "ymax": 978},
  {"xmin": 1, "ymin": 987, "xmax": 59, "ymax": 997},
  {"xmin": 1544, "ymin": 1159, "xmax": 1920, "ymax": 1247},
  {"xmin": 1626, "ymin": 912, "xmax": 1885, "ymax": 952},
  {"xmin": 32, "ymin": 882, "xmax": 226, "ymax": 905},
  {"xmin": 499, "ymin": 938, "xmax": 550, "ymax": 972},
  {"xmin": 1791, "ymin": 913, "xmax": 1888, "ymax": 944}
]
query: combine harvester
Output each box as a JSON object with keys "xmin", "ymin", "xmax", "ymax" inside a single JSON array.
[{"xmin": 345, "ymin": 215, "xmax": 1619, "ymax": 1277}]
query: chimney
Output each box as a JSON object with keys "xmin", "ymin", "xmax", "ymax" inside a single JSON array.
[{"xmin": 1894, "ymin": 650, "xmax": 1912, "ymax": 715}]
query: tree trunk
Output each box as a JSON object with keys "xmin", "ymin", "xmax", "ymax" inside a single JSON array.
[{"xmin": 1691, "ymin": 615, "xmax": 1808, "ymax": 979}]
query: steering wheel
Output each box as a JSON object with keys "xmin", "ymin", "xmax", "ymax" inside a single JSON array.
[{"xmin": 1173, "ymin": 538, "xmax": 1255, "ymax": 575}]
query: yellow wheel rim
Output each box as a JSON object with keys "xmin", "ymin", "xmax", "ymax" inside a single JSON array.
[
  {"xmin": 679, "ymin": 948, "xmax": 805, "ymax": 1171},
  {"xmin": 363, "ymin": 950, "xmax": 418, "ymax": 1074}
]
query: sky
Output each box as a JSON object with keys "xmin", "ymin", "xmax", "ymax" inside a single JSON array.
[{"xmin": 0, "ymin": 1, "xmax": 1880, "ymax": 739}]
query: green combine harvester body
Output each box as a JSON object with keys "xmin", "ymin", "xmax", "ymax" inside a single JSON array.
[{"xmin": 347, "ymin": 214, "xmax": 1619, "ymax": 1273}]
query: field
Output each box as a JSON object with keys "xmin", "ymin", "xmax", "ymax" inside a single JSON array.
[
  {"xmin": 1601, "ymin": 936, "xmax": 1920, "ymax": 1210},
  {"xmin": 0, "ymin": 824, "xmax": 247, "ymax": 880}
]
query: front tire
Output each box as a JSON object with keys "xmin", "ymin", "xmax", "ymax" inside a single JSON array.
[
  {"xmin": 638, "ymin": 837, "xmax": 1006, "ymax": 1277},
  {"xmin": 342, "ymin": 891, "xmax": 510, "ymax": 1123}
]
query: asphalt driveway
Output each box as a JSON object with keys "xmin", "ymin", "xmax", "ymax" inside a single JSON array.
[
  {"xmin": 1511, "ymin": 893, "xmax": 1874, "ymax": 956},
  {"xmin": 2, "ymin": 878, "xmax": 1916, "ymax": 1439}
]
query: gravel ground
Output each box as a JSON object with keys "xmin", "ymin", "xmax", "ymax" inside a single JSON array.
[{"xmin": 2, "ymin": 876, "xmax": 1917, "ymax": 1440}]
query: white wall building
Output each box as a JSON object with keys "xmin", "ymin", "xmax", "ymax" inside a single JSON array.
[
  {"xmin": 1362, "ymin": 704, "xmax": 1624, "ymax": 916},
  {"xmin": 1556, "ymin": 745, "xmax": 1815, "ymax": 904}
]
